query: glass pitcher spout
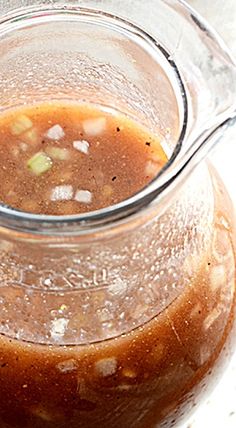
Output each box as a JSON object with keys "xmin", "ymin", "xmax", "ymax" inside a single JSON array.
[
  {"xmin": 0, "ymin": 0, "xmax": 235, "ymax": 229},
  {"xmin": 157, "ymin": 112, "xmax": 236, "ymax": 206},
  {"xmin": 123, "ymin": 0, "xmax": 236, "ymax": 211}
]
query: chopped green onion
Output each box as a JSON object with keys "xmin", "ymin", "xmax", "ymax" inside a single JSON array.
[
  {"xmin": 27, "ymin": 152, "xmax": 52, "ymax": 176},
  {"xmin": 11, "ymin": 115, "xmax": 33, "ymax": 136},
  {"xmin": 46, "ymin": 147, "xmax": 70, "ymax": 161}
]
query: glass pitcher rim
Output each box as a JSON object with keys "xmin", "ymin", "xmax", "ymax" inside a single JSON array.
[{"xmin": 0, "ymin": 0, "xmax": 234, "ymax": 236}]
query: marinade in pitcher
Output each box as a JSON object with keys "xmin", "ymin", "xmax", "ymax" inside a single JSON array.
[{"xmin": 0, "ymin": 103, "xmax": 235, "ymax": 428}]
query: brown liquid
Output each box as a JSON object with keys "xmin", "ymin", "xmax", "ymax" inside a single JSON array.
[
  {"xmin": 0, "ymin": 104, "xmax": 235, "ymax": 428},
  {"xmin": 0, "ymin": 103, "xmax": 166, "ymax": 215}
]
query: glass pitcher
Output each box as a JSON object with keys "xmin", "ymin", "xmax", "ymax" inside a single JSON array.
[{"xmin": 0, "ymin": 1, "xmax": 235, "ymax": 427}]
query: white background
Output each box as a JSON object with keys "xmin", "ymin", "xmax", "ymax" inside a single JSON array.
[{"xmin": 184, "ymin": 2, "xmax": 236, "ymax": 427}]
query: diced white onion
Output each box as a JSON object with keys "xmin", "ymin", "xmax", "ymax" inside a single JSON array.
[
  {"xmin": 210, "ymin": 265, "xmax": 226, "ymax": 291},
  {"xmin": 73, "ymin": 140, "xmax": 90, "ymax": 154},
  {"xmin": 145, "ymin": 161, "xmax": 159, "ymax": 177},
  {"xmin": 95, "ymin": 358, "xmax": 117, "ymax": 377},
  {"xmin": 203, "ymin": 308, "xmax": 221, "ymax": 331},
  {"xmin": 56, "ymin": 359, "xmax": 77, "ymax": 373},
  {"xmin": 46, "ymin": 124, "xmax": 65, "ymax": 140},
  {"xmin": 51, "ymin": 318, "xmax": 68, "ymax": 340},
  {"xmin": 19, "ymin": 142, "xmax": 28, "ymax": 152},
  {"xmin": 82, "ymin": 117, "xmax": 106, "ymax": 136},
  {"xmin": 51, "ymin": 185, "xmax": 73, "ymax": 201},
  {"xmin": 75, "ymin": 190, "xmax": 92, "ymax": 204}
]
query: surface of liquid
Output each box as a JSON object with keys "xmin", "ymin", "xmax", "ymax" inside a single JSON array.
[{"xmin": 0, "ymin": 103, "xmax": 166, "ymax": 215}]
